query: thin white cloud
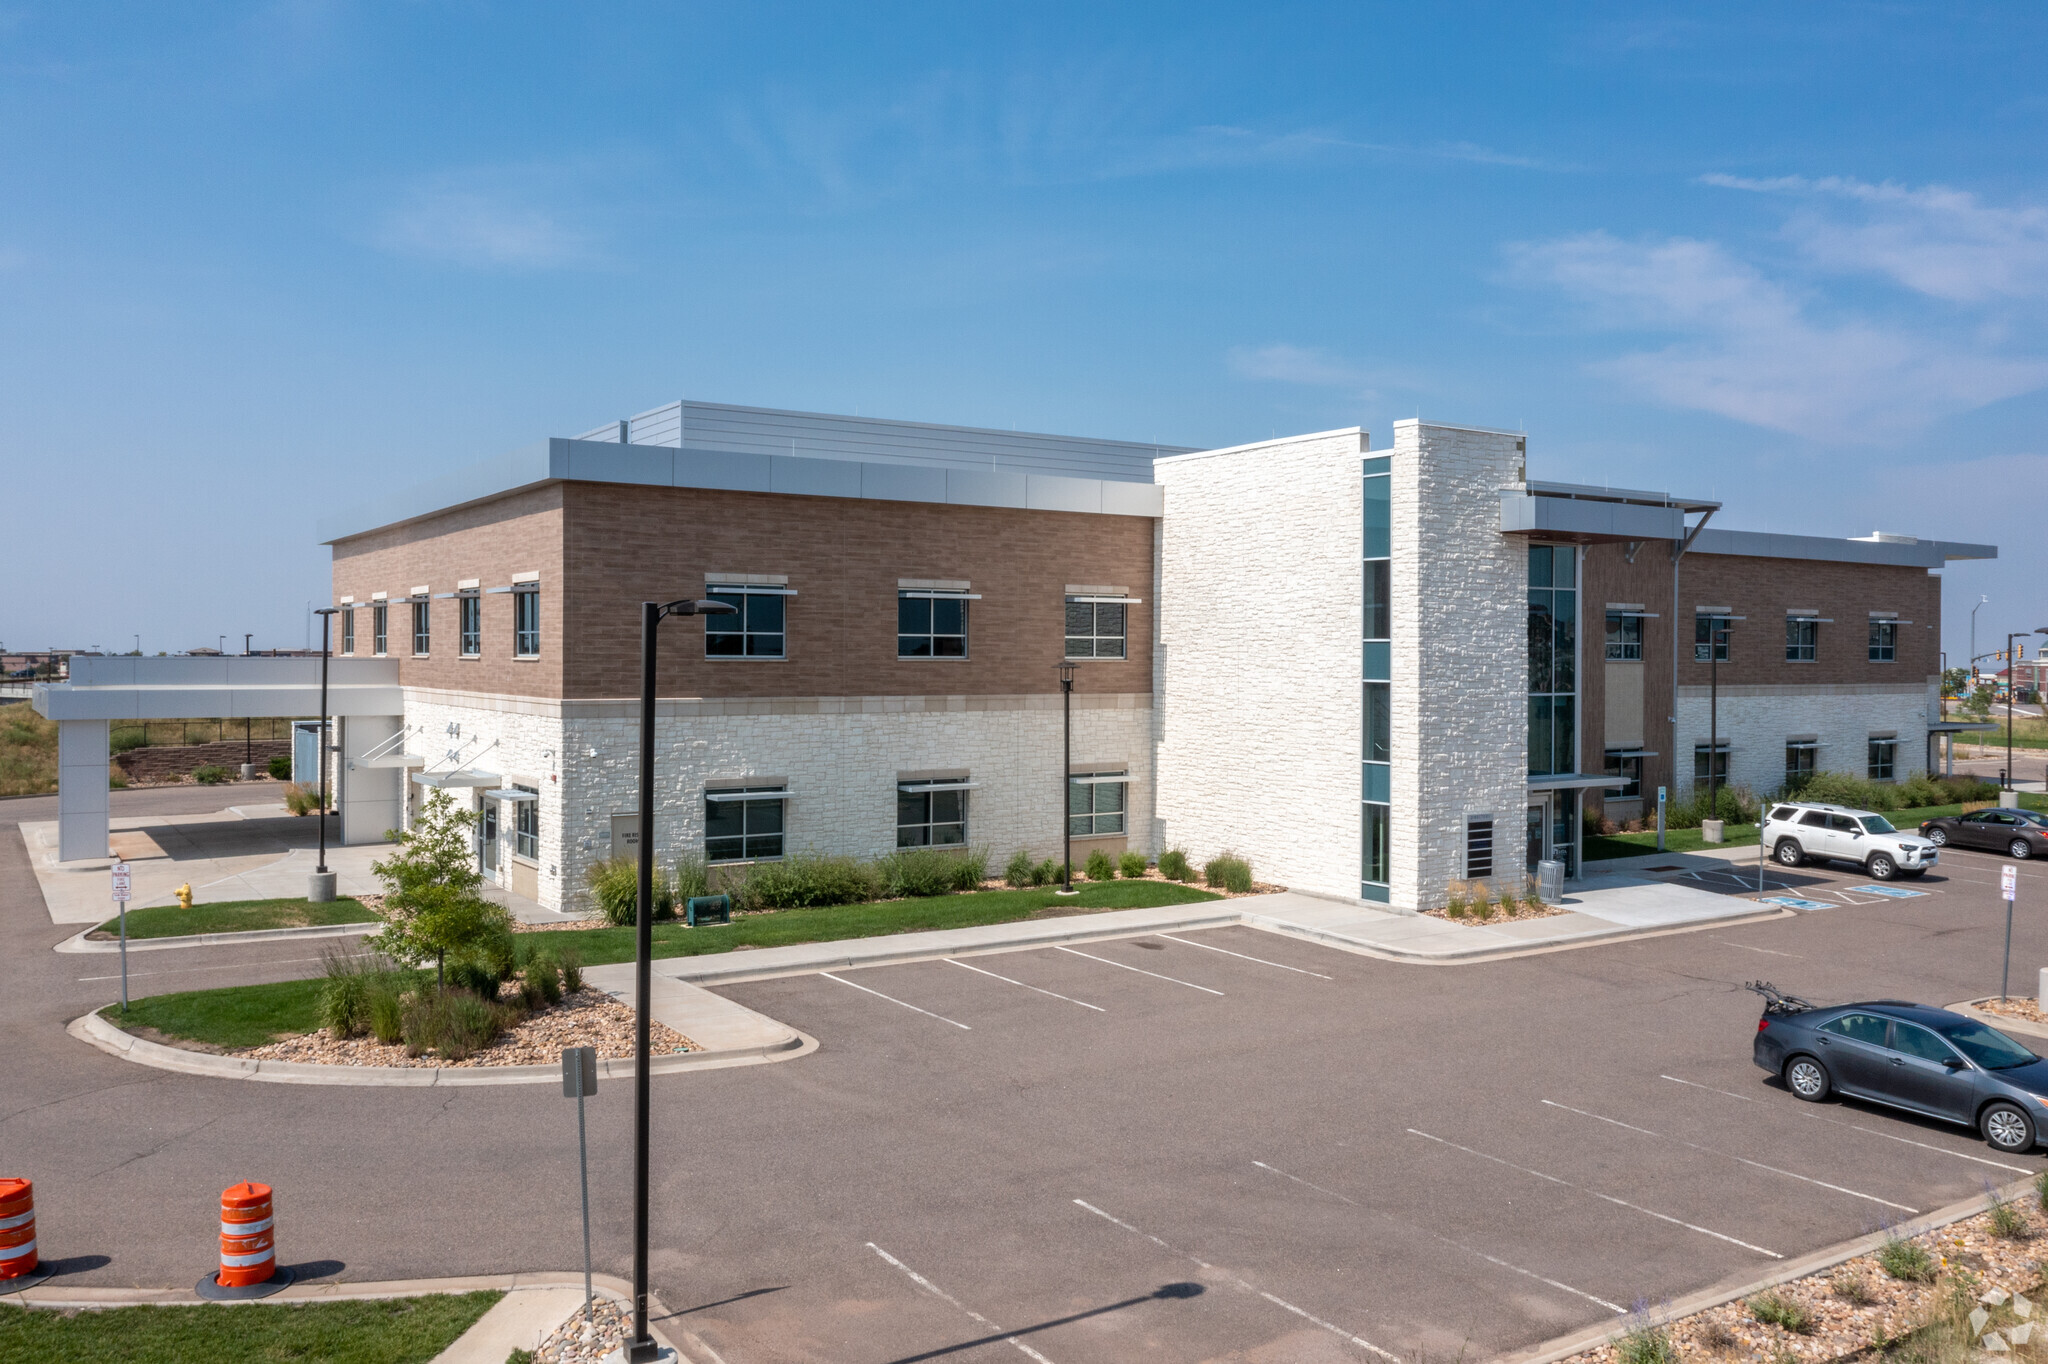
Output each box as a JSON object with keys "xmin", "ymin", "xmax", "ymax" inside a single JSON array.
[
  {"xmin": 1226, "ymin": 343, "xmax": 1434, "ymax": 404},
  {"xmin": 1702, "ymin": 172, "xmax": 2048, "ymax": 303},
  {"xmin": 1508, "ymin": 230, "xmax": 2048, "ymax": 442},
  {"xmin": 374, "ymin": 187, "xmax": 588, "ymax": 270}
]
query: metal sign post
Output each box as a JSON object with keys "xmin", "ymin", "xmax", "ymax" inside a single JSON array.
[
  {"xmin": 562, "ymin": 1045, "xmax": 598, "ymax": 1324},
  {"xmin": 2002, "ymin": 864, "xmax": 2019, "ymax": 1002},
  {"xmin": 110, "ymin": 861, "xmax": 132, "ymax": 1013},
  {"xmin": 1656, "ymin": 787, "xmax": 1667, "ymax": 853}
]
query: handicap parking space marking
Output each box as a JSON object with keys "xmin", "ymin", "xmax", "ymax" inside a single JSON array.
[
  {"xmin": 1153, "ymin": 933, "xmax": 1334, "ymax": 979},
  {"xmin": 865, "ymin": 1242, "xmax": 1058, "ymax": 1363},
  {"xmin": 1760, "ymin": 896, "xmax": 1838, "ymax": 911},
  {"xmin": 1250, "ymin": 1160, "xmax": 1626, "ymax": 1315},
  {"xmin": 1053, "ymin": 945, "xmax": 1224, "ymax": 995},
  {"xmin": 1071, "ymin": 1199, "xmax": 1401, "ymax": 1361},
  {"xmin": 1659, "ymin": 1075, "xmax": 2034, "ymax": 1174},
  {"xmin": 1406, "ymin": 1129, "xmax": 1782, "ymax": 1257},
  {"xmin": 946, "ymin": 958, "xmax": 1106, "ymax": 1011},
  {"xmin": 820, "ymin": 972, "xmax": 973, "ymax": 1029},
  {"xmin": 1539, "ymin": 1099, "xmax": 1917, "ymax": 1211},
  {"xmin": 1845, "ymin": 884, "xmax": 1930, "ymax": 898}
]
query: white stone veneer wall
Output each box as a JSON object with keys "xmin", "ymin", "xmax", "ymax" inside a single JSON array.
[
  {"xmin": 1153, "ymin": 429, "xmax": 1364, "ymax": 899},
  {"xmin": 1392, "ymin": 421, "xmax": 1528, "ymax": 911},
  {"xmin": 400, "ymin": 689, "xmax": 1152, "ymax": 911},
  {"xmin": 1677, "ymin": 680, "xmax": 1938, "ymax": 799}
]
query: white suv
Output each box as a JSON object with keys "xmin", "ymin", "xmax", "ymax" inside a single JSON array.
[{"xmin": 1762, "ymin": 802, "xmax": 1938, "ymax": 880}]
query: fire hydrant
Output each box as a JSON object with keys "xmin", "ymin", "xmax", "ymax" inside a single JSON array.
[{"xmin": 175, "ymin": 883, "xmax": 193, "ymax": 910}]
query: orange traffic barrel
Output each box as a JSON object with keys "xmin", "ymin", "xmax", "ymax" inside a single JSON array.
[
  {"xmin": 216, "ymin": 1182, "xmax": 276, "ymax": 1288},
  {"xmin": 0, "ymin": 1179, "xmax": 35, "ymax": 1280}
]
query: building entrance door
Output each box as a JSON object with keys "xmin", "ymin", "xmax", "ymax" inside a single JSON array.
[
  {"xmin": 1526, "ymin": 803, "xmax": 1544, "ymax": 874},
  {"xmin": 480, "ymin": 803, "xmax": 498, "ymax": 874}
]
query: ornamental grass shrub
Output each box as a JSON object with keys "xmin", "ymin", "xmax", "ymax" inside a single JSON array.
[
  {"xmin": 319, "ymin": 947, "xmax": 411, "ymax": 1040},
  {"xmin": 1084, "ymin": 849, "xmax": 1116, "ymax": 882},
  {"xmin": 1031, "ymin": 858, "xmax": 1064, "ymax": 887},
  {"xmin": 191, "ymin": 764, "xmax": 230, "ymax": 785},
  {"xmin": 282, "ymin": 781, "xmax": 323, "ymax": 816},
  {"xmin": 1157, "ymin": 848, "xmax": 1194, "ymax": 882},
  {"xmin": 1004, "ymin": 848, "xmax": 1034, "ymax": 888},
  {"xmin": 738, "ymin": 852, "xmax": 883, "ymax": 909},
  {"xmin": 877, "ymin": 846, "xmax": 986, "ymax": 899},
  {"xmin": 1118, "ymin": 851, "xmax": 1148, "ymax": 879},
  {"xmin": 399, "ymin": 986, "xmax": 517, "ymax": 1061},
  {"xmin": 1782, "ymin": 770, "xmax": 1995, "ymax": 814},
  {"xmin": 1203, "ymin": 854, "xmax": 1252, "ymax": 893},
  {"xmin": 586, "ymin": 858, "xmax": 676, "ymax": 926}
]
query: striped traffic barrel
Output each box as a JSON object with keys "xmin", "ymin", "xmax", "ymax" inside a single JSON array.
[
  {"xmin": 0, "ymin": 1178, "xmax": 36, "ymax": 1280},
  {"xmin": 216, "ymin": 1182, "xmax": 276, "ymax": 1288}
]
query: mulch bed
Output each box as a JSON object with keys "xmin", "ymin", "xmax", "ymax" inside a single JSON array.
[
  {"xmin": 1563, "ymin": 1196, "xmax": 2047, "ymax": 1364},
  {"xmin": 1979, "ymin": 996, "xmax": 2048, "ymax": 1026},
  {"xmin": 1419, "ymin": 899, "xmax": 1573, "ymax": 926},
  {"xmin": 528, "ymin": 1297, "xmax": 630, "ymax": 1363},
  {"xmin": 232, "ymin": 989, "xmax": 696, "ymax": 1069}
]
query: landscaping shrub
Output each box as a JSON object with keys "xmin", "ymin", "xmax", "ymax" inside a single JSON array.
[
  {"xmin": 519, "ymin": 955, "xmax": 562, "ymax": 1009},
  {"xmin": 1203, "ymin": 854, "xmax": 1252, "ymax": 893},
  {"xmin": 1004, "ymin": 848, "xmax": 1034, "ymax": 888},
  {"xmin": 192, "ymin": 764, "xmax": 231, "ymax": 785},
  {"xmin": 1030, "ymin": 858, "xmax": 1065, "ymax": 887},
  {"xmin": 1877, "ymin": 1233, "xmax": 1936, "ymax": 1282},
  {"xmin": 447, "ymin": 960, "xmax": 499, "ymax": 998},
  {"xmin": 1118, "ymin": 850, "xmax": 1148, "ymax": 879},
  {"xmin": 1747, "ymin": 1292, "xmax": 1815, "ymax": 1334},
  {"xmin": 367, "ymin": 983, "xmax": 404, "ymax": 1045},
  {"xmin": 1084, "ymin": 849, "xmax": 1116, "ymax": 882},
  {"xmin": 741, "ymin": 852, "xmax": 884, "ymax": 909},
  {"xmin": 555, "ymin": 946, "xmax": 584, "ymax": 994},
  {"xmin": 1773, "ymin": 770, "xmax": 1996, "ymax": 815},
  {"xmin": 587, "ymin": 858, "xmax": 674, "ymax": 926},
  {"xmin": 1830, "ymin": 1270, "xmax": 1873, "ymax": 1304},
  {"xmin": 282, "ymin": 782, "xmax": 323, "ymax": 816},
  {"xmin": 1443, "ymin": 882, "xmax": 1468, "ymax": 918},
  {"xmin": 673, "ymin": 853, "xmax": 708, "ymax": 903},
  {"xmin": 2037, "ymin": 1168, "xmax": 2048, "ymax": 1212},
  {"xmin": 1659, "ymin": 785, "xmax": 1761, "ymax": 829},
  {"xmin": 267, "ymin": 753, "xmax": 292, "ymax": 779},
  {"xmin": 1157, "ymin": 848, "xmax": 1193, "ymax": 882},
  {"xmin": 399, "ymin": 986, "xmax": 513, "ymax": 1061},
  {"xmin": 877, "ymin": 846, "xmax": 987, "ymax": 899},
  {"xmin": 1615, "ymin": 1321, "xmax": 1677, "ymax": 1364},
  {"xmin": 1988, "ymin": 1190, "xmax": 2030, "ymax": 1239},
  {"xmin": 320, "ymin": 951, "xmax": 371, "ymax": 1038}
]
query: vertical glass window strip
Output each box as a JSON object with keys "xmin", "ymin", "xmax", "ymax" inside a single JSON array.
[
  {"xmin": 513, "ymin": 785, "xmax": 539, "ymax": 860},
  {"xmin": 341, "ymin": 609, "xmax": 354, "ymax": 655},
  {"xmin": 706, "ymin": 590, "xmax": 786, "ymax": 658},
  {"xmin": 705, "ymin": 789, "xmax": 786, "ymax": 862},
  {"xmin": 372, "ymin": 605, "xmax": 388, "ymax": 656},
  {"xmin": 898, "ymin": 594, "xmax": 968, "ymax": 658},
  {"xmin": 411, "ymin": 601, "xmax": 430, "ymax": 656},
  {"xmin": 1064, "ymin": 599, "xmax": 1127, "ymax": 659},
  {"xmin": 458, "ymin": 594, "xmax": 481, "ymax": 656},
  {"xmin": 1067, "ymin": 772, "xmax": 1128, "ymax": 836},
  {"xmin": 1604, "ymin": 612, "xmax": 1642, "ymax": 661},
  {"xmin": 896, "ymin": 787, "xmax": 967, "ymax": 846},
  {"xmin": 1786, "ymin": 618, "xmax": 1817, "ymax": 662},
  {"xmin": 1868, "ymin": 740, "xmax": 1896, "ymax": 781},
  {"xmin": 513, "ymin": 587, "xmax": 540, "ymax": 657},
  {"xmin": 1362, "ymin": 456, "xmax": 1392, "ymax": 901},
  {"xmin": 1527, "ymin": 546, "xmax": 1577, "ymax": 776},
  {"xmin": 1869, "ymin": 620, "xmax": 1897, "ymax": 662}
]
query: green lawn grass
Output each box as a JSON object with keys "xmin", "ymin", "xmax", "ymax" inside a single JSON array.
[
  {"xmin": 102, "ymin": 879, "xmax": 1225, "ymax": 1049},
  {"xmin": 0, "ymin": 1291, "xmax": 500, "ymax": 1364},
  {"xmin": 94, "ymin": 896, "xmax": 376, "ymax": 939},
  {"xmin": 1585, "ymin": 793, "xmax": 2048, "ymax": 861}
]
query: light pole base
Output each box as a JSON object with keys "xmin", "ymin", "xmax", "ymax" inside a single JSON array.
[
  {"xmin": 1054, "ymin": 888, "xmax": 1080, "ymax": 897},
  {"xmin": 2003, "ymin": 789, "xmax": 2021, "ymax": 803},
  {"xmin": 307, "ymin": 871, "xmax": 337, "ymax": 903},
  {"xmin": 239, "ymin": 763, "xmax": 258, "ymax": 780},
  {"xmin": 606, "ymin": 1345, "xmax": 681, "ymax": 1364}
]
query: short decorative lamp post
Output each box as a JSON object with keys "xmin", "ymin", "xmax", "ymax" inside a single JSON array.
[
  {"xmin": 625, "ymin": 595, "xmax": 736, "ymax": 1364},
  {"xmin": 1057, "ymin": 660, "xmax": 1077, "ymax": 895}
]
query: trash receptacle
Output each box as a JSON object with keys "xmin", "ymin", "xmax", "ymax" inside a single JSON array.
[{"xmin": 1536, "ymin": 860, "xmax": 1565, "ymax": 905}]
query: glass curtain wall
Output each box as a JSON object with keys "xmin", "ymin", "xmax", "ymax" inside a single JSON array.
[
  {"xmin": 1361, "ymin": 456, "xmax": 1392, "ymax": 902},
  {"xmin": 1527, "ymin": 546, "xmax": 1577, "ymax": 777}
]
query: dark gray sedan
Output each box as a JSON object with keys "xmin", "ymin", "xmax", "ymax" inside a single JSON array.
[
  {"xmin": 1919, "ymin": 807, "xmax": 2048, "ymax": 860},
  {"xmin": 1753, "ymin": 997, "xmax": 2048, "ymax": 1153}
]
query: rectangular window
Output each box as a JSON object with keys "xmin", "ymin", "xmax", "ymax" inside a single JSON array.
[
  {"xmin": 458, "ymin": 593, "xmax": 481, "ymax": 657},
  {"xmin": 1064, "ymin": 598, "xmax": 1126, "ymax": 659},
  {"xmin": 897, "ymin": 785, "xmax": 967, "ymax": 847},
  {"xmin": 1695, "ymin": 615, "xmax": 1730, "ymax": 662},
  {"xmin": 1605, "ymin": 612, "xmax": 1642, "ymax": 661},
  {"xmin": 1363, "ymin": 560, "xmax": 1389, "ymax": 643},
  {"xmin": 372, "ymin": 604, "xmax": 388, "ymax": 656},
  {"xmin": 1363, "ymin": 462, "xmax": 1390, "ymax": 558},
  {"xmin": 1068, "ymin": 771, "xmax": 1127, "ymax": 837},
  {"xmin": 1869, "ymin": 620, "xmax": 1897, "ymax": 662},
  {"xmin": 898, "ymin": 593, "xmax": 968, "ymax": 658},
  {"xmin": 705, "ymin": 787, "xmax": 786, "ymax": 862},
  {"xmin": 341, "ymin": 608, "xmax": 354, "ymax": 655},
  {"xmin": 411, "ymin": 601, "xmax": 430, "ymax": 656},
  {"xmin": 1785, "ymin": 617, "xmax": 1817, "ymax": 662},
  {"xmin": 513, "ymin": 587, "xmax": 540, "ymax": 657},
  {"xmin": 513, "ymin": 784, "xmax": 539, "ymax": 860},
  {"xmin": 1466, "ymin": 818, "xmax": 1495, "ymax": 879},
  {"xmin": 1693, "ymin": 743, "xmax": 1730, "ymax": 790},
  {"xmin": 1527, "ymin": 545, "xmax": 1577, "ymax": 775},
  {"xmin": 1868, "ymin": 739, "xmax": 1897, "ymax": 781},
  {"xmin": 1603, "ymin": 752, "xmax": 1643, "ymax": 799},
  {"xmin": 1362, "ymin": 802, "xmax": 1390, "ymax": 892},
  {"xmin": 706, "ymin": 588, "xmax": 787, "ymax": 658},
  {"xmin": 1786, "ymin": 742, "xmax": 1818, "ymax": 789}
]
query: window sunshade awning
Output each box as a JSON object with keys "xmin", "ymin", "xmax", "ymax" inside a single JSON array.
[
  {"xmin": 1526, "ymin": 773, "xmax": 1621, "ymax": 791},
  {"xmin": 480, "ymin": 788, "xmax": 539, "ymax": 802},
  {"xmin": 411, "ymin": 770, "xmax": 504, "ymax": 789}
]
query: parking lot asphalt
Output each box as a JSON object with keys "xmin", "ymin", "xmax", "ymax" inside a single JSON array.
[{"xmin": 10, "ymin": 790, "xmax": 2048, "ymax": 1363}]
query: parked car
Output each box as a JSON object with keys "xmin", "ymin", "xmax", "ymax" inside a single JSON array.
[
  {"xmin": 1750, "ymin": 986, "xmax": 2047, "ymax": 1152},
  {"xmin": 1761, "ymin": 801, "xmax": 1939, "ymax": 879},
  {"xmin": 1919, "ymin": 807, "xmax": 2048, "ymax": 861}
]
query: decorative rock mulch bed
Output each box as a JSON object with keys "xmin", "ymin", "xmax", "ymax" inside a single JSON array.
[
  {"xmin": 1562, "ymin": 1194, "xmax": 2048, "ymax": 1364},
  {"xmin": 1979, "ymin": 996, "xmax": 2048, "ymax": 1027},
  {"xmin": 1420, "ymin": 898, "xmax": 1572, "ymax": 926},
  {"xmin": 233, "ymin": 989, "xmax": 697, "ymax": 1069},
  {"xmin": 528, "ymin": 1296, "xmax": 630, "ymax": 1363}
]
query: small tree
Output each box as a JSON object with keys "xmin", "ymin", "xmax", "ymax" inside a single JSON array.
[
  {"xmin": 369, "ymin": 788, "xmax": 510, "ymax": 988},
  {"xmin": 1963, "ymin": 684, "xmax": 1996, "ymax": 722},
  {"xmin": 1941, "ymin": 666, "xmax": 1969, "ymax": 715}
]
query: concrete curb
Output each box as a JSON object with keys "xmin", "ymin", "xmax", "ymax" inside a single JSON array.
[
  {"xmin": 1950, "ymin": 997, "xmax": 2048, "ymax": 1042},
  {"xmin": 70, "ymin": 1007, "xmax": 815, "ymax": 1087},
  {"xmin": 1494, "ymin": 1175, "xmax": 2039, "ymax": 1364},
  {"xmin": 53, "ymin": 919, "xmax": 383, "ymax": 954}
]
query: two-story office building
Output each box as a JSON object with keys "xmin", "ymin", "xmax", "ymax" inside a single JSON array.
[{"xmin": 292, "ymin": 402, "xmax": 1994, "ymax": 914}]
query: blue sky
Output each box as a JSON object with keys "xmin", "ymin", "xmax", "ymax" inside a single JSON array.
[{"xmin": 4, "ymin": 2, "xmax": 2045, "ymax": 666}]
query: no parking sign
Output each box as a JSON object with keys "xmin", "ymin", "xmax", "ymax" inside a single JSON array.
[{"xmin": 2005, "ymin": 865, "xmax": 2019, "ymax": 903}]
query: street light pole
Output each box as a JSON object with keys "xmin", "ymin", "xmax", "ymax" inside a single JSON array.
[
  {"xmin": 311, "ymin": 607, "xmax": 339, "ymax": 902},
  {"xmin": 1057, "ymin": 661, "xmax": 1076, "ymax": 895},
  {"xmin": 628, "ymin": 595, "xmax": 736, "ymax": 1364}
]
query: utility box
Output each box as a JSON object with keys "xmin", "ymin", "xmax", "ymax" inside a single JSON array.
[
  {"xmin": 686, "ymin": 894, "xmax": 732, "ymax": 927},
  {"xmin": 1536, "ymin": 859, "xmax": 1565, "ymax": 905}
]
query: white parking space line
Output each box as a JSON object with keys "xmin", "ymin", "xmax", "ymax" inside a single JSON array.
[
  {"xmin": 821, "ymin": 973, "xmax": 972, "ymax": 1029},
  {"xmin": 78, "ymin": 955, "xmax": 330, "ymax": 982},
  {"xmin": 1152, "ymin": 933, "xmax": 1334, "ymax": 978},
  {"xmin": 946, "ymin": 958, "xmax": 1106, "ymax": 1011},
  {"xmin": 1407, "ymin": 1129, "xmax": 1781, "ymax": 1258},
  {"xmin": 1540, "ymin": 1099, "xmax": 1918, "ymax": 1211},
  {"xmin": 1052, "ymin": 946, "xmax": 1224, "ymax": 995},
  {"xmin": 1250, "ymin": 1161, "xmax": 1626, "ymax": 1315},
  {"xmin": 1072, "ymin": 1199, "xmax": 1399, "ymax": 1361},
  {"xmin": 865, "ymin": 1242, "xmax": 1057, "ymax": 1363},
  {"xmin": 1710, "ymin": 938, "xmax": 1803, "ymax": 957},
  {"xmin": 1660, "ymin": 1075, "xmax": 2033, "ymax": 1173}
]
